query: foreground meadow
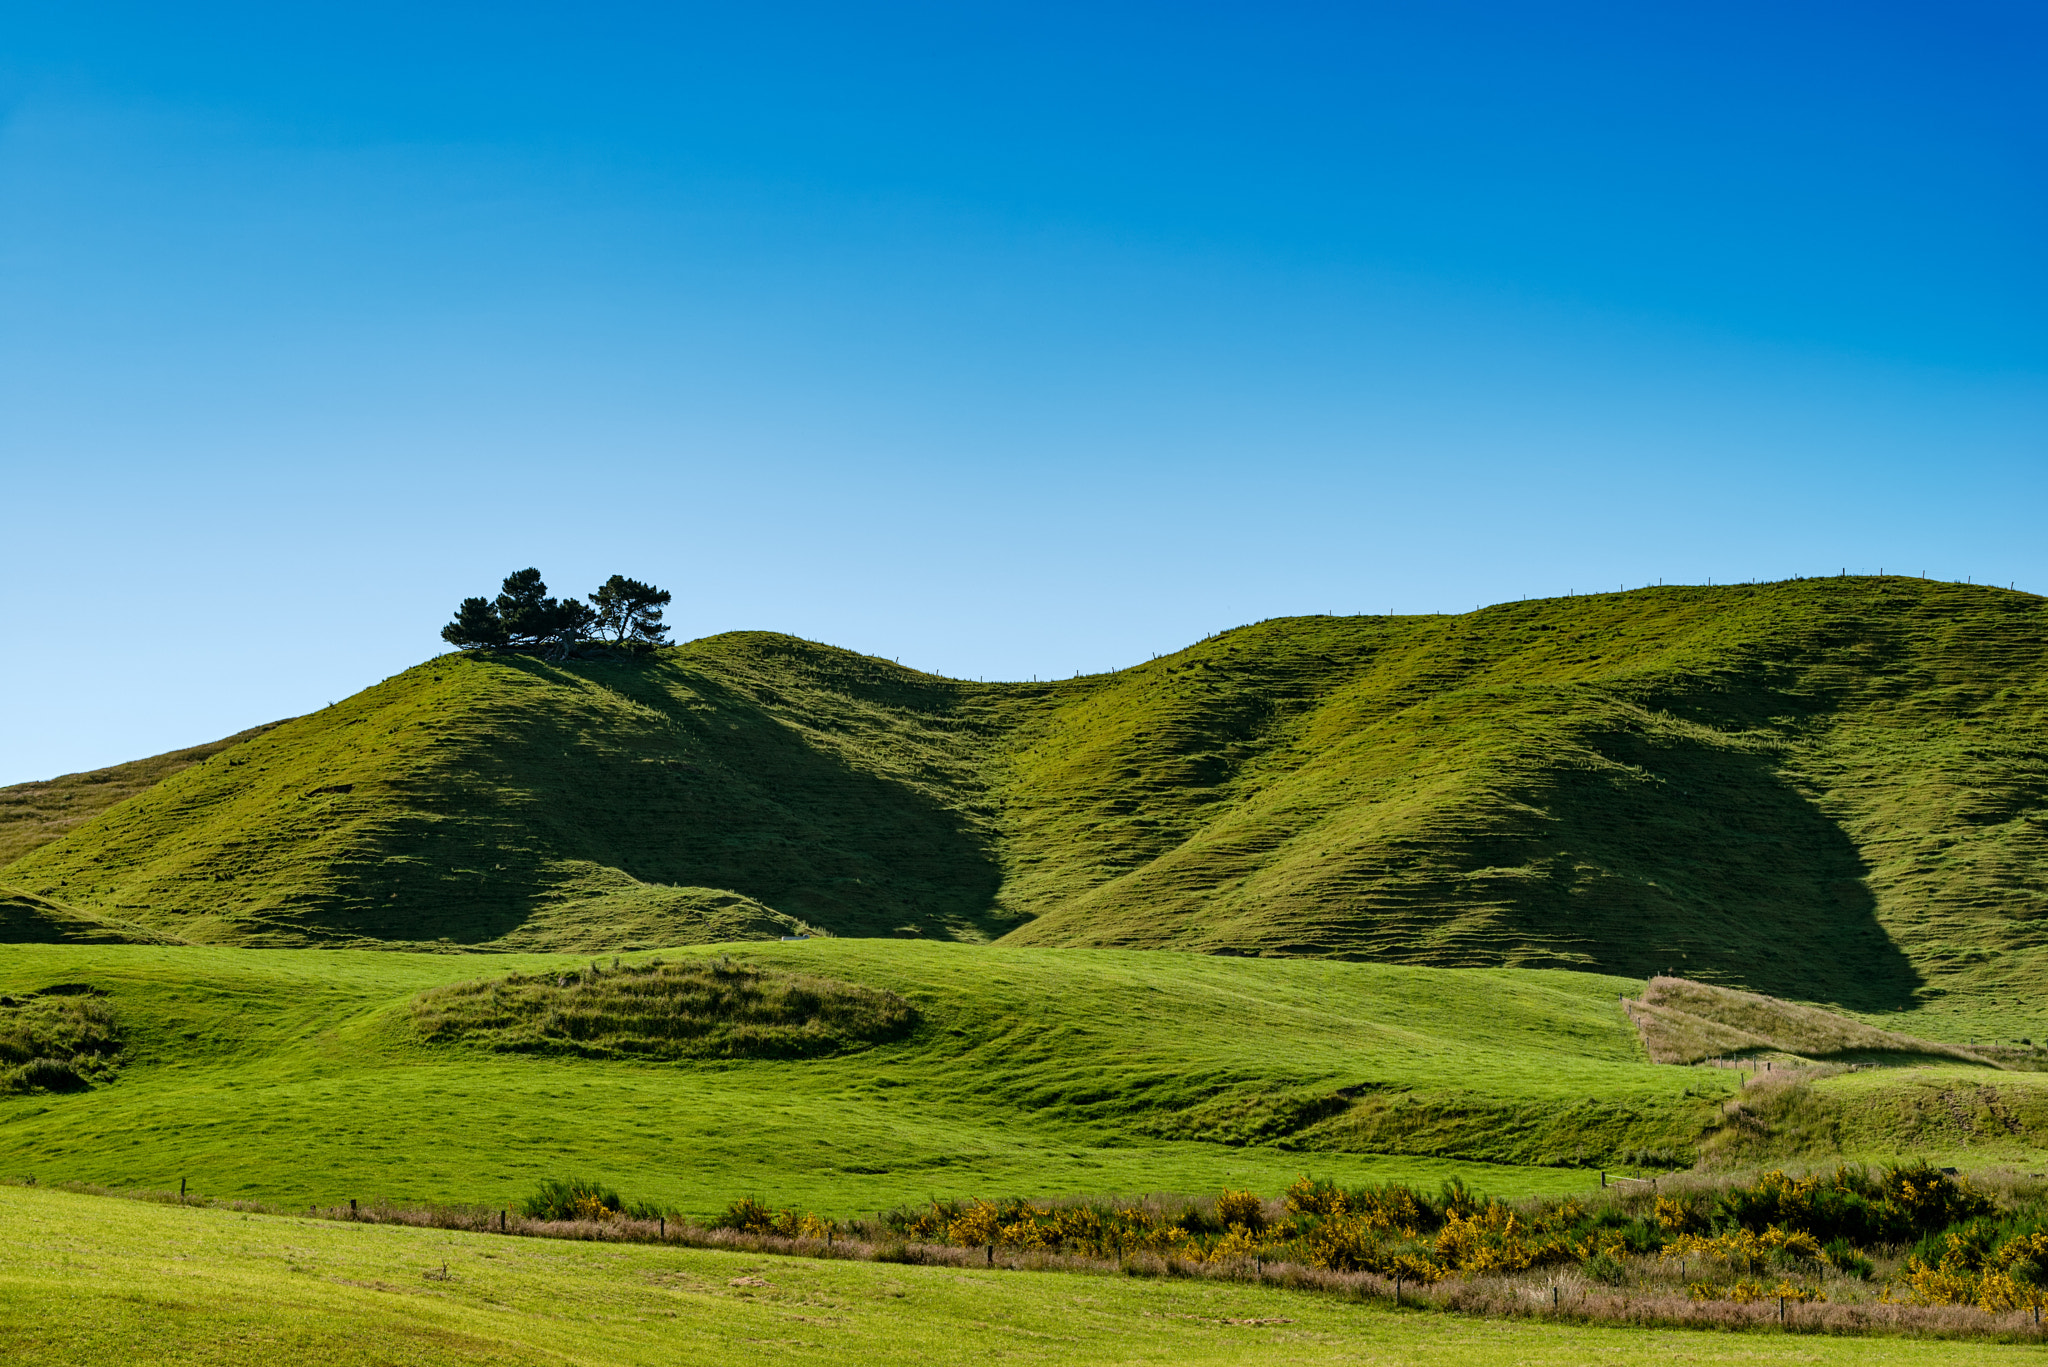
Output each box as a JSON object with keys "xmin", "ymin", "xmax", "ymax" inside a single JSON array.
[{"xmin": 0, "ymin": 1183, "xmax": 2039, "ymax": 1367}]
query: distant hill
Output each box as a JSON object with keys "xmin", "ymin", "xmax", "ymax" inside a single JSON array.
[
  {"xmin": 3, "ymin": 578, "xmax": 2044, "ymax": 1029},
  {"xmin": 0, "ymin": 722, "xmax": 284, "ymax": 868}
]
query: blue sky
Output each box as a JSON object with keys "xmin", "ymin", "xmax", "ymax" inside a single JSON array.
[{"xmin": 3, "ymin": 1, "xmax": 2043, "ymax": 783}]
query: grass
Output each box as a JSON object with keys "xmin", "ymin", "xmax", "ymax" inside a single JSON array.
[
  {"xmin": 0, "ymin": 885, "xmax": 177, "ymax": 945},
  {"xmin": 2, "ymin": 577, "xmax": 2045, "ymax": 1043},
  {"xmin": 0, "ymin": 940, "xmax": 2041, "ymax": 1221},
  {"xmin": 3, "ymin": 1182, "xmax": 2046, "ymax": 1366},
  {"xmin": 0, "ymin": 721, "xmax": 281, "ymax": 868}
]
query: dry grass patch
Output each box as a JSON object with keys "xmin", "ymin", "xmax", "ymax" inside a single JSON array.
[{"xmin": 1629, "ymin": 977, "xmax": 1993, "ymax": 1067}]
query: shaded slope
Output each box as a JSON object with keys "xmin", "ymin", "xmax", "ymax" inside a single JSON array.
[
  {"xmin": 5, "ymin": 579, "xmax": 2046, "ymax": 1028},
  {"xmin": 0, "ymin": 886, "xmax": 182, "ymax": 946},
  {"xmin": 0, "ymin": 722, "xmax": 284, "ymax": 868}
]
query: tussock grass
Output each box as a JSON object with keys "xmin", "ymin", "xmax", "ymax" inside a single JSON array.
[
  {"xmin": 0, "ymin": 984, "xmax": 120, "ymax": 1093},
  {"xmin": 412, "ymin": 958, "xmax": 916, "ymax": 1060}
]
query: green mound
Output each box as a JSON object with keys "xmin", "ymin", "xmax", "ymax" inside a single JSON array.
[
  {"xmin": 0, "ymin": 983, "xmax": 121, "ymax": 1093},
  {"xmin": 5, "ymin": 577, "xmax": 2045, "ymax": 1030},
  {"xmin": 413, "ymin": 958, "xmax": 915, "ymax": 1060}
]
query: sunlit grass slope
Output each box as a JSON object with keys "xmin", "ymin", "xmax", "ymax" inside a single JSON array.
[
  {"xmin": 6, "ymin": 1185, "xmax": 2025, "ymax": 1367},
  {"xmin": 1, "ymin": 942, "xmax": 2042, "ymax": 1215},
  {"xmin": 0, "ymin": 721, "xmax": 281, "ymax": 868},
  {"xmin": 5, "ymin": 577, "xmax": 2045, "ymax": 1031}
]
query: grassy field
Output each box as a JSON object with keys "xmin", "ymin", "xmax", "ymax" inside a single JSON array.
[
  {"xmin": 0, "ymin": 940, "xmax": 2041, "ymax": 1219},
  {"xmin": 3, "ymin": 577, "xmax": 2044, "ymax": 1041},
  {"xmin": 2, "ymin": 1182, "xmax": 2040, "ymax": 1367}
]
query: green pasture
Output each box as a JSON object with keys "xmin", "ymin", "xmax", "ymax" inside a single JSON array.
[
  {"xmin": 3, "ymin": 940, "xmax": 2042, "ymax": 1219},
  {"xmin": 0, "ymin": 941, "xmax": 1656, "ymax": 1213},
  {"xmin": 0, "ymin": 1183, "xmax": 2035, "ymax": 1367}
]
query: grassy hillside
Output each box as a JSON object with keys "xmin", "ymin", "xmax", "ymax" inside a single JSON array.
[
  {"xmin": 0, "ymin": 942, "xmax": 2040, "ymax": 1218},
  {"xmin": 0, "ymin": 722, "xmax": 282, "ymax": 868},
  {"xmin": 7, "ymin": 1185, "xmax": 2023, "ymax": 1367},
  {"xmin": 4, "ymin": 577, "xmax": 2045, "ymax": 1035}
]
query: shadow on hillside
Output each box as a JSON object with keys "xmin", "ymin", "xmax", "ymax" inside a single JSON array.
[
  {"xmin": 1488, "ymin": 718, "xmax": 1921, "ymax": 1013},
  {"xmin": 317, "ymin": 655, "xmax": 1010, "ymax": 945}
]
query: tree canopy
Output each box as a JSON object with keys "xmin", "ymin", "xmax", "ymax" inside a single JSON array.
[
  {"xmin": 441, "ymin": 569, "xmax": 669, "ymax": 654},
  {"xmin": 591, "ymin": 575, "xmax": 672, "ymax": 645}
]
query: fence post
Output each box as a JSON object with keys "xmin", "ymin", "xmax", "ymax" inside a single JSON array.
[{"xmin": 500, "ymin": 1210, "xmax": 506, "ymax": 1233}]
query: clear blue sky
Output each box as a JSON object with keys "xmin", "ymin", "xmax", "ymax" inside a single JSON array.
[{"xmin": 3, "ymin": 1, "xmax": 2043, "ymax": 783}]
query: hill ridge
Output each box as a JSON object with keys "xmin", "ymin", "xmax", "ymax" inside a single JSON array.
[{"xmin": 4, "ymin": 577, "xmax": 2044, "ymax": 1033}]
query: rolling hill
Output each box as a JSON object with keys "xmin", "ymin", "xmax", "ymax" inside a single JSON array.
[{"xmin": 3, "ymin": 576, "xmax": 2045, "ymax": 1033}]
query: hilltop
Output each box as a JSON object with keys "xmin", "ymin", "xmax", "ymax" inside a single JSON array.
[{"xmin": 3, "ymin": 576, "xmax": 2045, "ymax": 1030}]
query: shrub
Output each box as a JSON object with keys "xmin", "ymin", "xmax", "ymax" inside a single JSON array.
[
  {"xmin": 522, "ymin": 1177, "xmax": 622, "ymax": 1221},
  {"xmin": 1823, "ymin": 1236, "xmax": 1873, "ymax": 1279},
  {"xmin": 1583, "ymin": 1250, "xmax": 1627, "ymax": 1286},
  {"xmin": 1214, "ymin": 1189, "xmax": 1266, "ymax": 1232},
  {"xmin": 6, "ymin": 1057, "xmax": 87, "ymax": 1093}
]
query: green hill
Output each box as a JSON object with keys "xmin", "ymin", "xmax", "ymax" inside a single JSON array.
[
  {"xmin": 0, "ymin": 721, "xmax": 282, "ymax": 868},
  {"xmin": 4, "ymin": 577, "xmax": 2045, "ymax": 1034}
]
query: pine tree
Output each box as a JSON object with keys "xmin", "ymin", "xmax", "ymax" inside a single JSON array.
[
  {"xmin": 591, "ymin": 575, "xmax": 673, "ymax": 645},
  {"xmin": 441, "ymin": 596, "xmax": 507, "ymax": 649},
  {"xmin": 493, "ymin": 568, "xmax": 554, "ymax": 645},
  {"xmin": 483, "ymin": 568, "xmax": 591, "ymax": 649}
]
